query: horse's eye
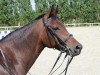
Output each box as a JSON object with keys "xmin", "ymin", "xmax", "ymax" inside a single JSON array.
[{"xmin": 52, "ymin": 27, "xmax": 59, "ymax": 30}]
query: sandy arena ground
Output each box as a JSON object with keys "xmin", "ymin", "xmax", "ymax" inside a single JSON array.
[{"xmin": 27, "ymin": 26, "xmax": 100, "ymax": 75}]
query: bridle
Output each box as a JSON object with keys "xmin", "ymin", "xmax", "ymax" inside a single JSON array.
[
  {"xmin": 0, "ymin": 16, "xmax": 73, "ymax": 75},
  {"xmin": 42, "ymin": 16, "xmax": 73, "ymax": 52},
  {"xmin": 42, "ymin": 16, "xmax": 74, "ymax": 75}
]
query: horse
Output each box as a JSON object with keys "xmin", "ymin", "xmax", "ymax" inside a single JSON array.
[{"xmin": 0, "ymin": 6, "xmax": 82, "ymax": 75}]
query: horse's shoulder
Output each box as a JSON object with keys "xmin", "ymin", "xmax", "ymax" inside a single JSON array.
[{"xmin": 0, "ymin": 48, "xmax": 18, "ymax": 74}]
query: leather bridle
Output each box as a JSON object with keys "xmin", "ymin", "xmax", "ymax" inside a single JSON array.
[
  {"xmin": 42, "ymin": 16, "xmax": 74, "ymax": 75},
  {"xmin": 42, "ymin": 16, "xmax": 73, "ymax": 52},
  {"xmin": 0, "ymin": 16, "xmax": 74, "ymax": 75}
]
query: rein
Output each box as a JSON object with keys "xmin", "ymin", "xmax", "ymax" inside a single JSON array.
[{"xmin": 42, "ymin": 16, "xmax": 74, "ymax": 75}]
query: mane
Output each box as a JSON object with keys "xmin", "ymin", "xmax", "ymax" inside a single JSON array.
[
  {"xmin": 0, "ymin": 14, "xmax": 45, "ymax": 42},
  {"xmin": 0, "ymin": 12, "xmax": 58, "ymax": 42}
]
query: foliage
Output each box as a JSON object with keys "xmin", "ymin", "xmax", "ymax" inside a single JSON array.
[
  {"xmin": 34, "ymin": 0, "xmax": 100, "ymax": 23},
  {"xmin": 0, "ymin": 0, "xmax": 100, "ymax": 26},
  {"xmin": 0, "ymin": 0, "xmax": 35, "ymax": 26}
]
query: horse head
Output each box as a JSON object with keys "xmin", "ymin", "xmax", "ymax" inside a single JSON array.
[{"xmin": 41, "ymin": 6, "xmax": 82, "ymax": 56}]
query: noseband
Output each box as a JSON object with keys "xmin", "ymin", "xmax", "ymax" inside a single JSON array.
[
  {"xmin": 42, "ymin": 16, "xmax": 74, "ymax": 75},
  {"xmin": 42, "ymin": 16, "xmax": 72, "ymax": 53}
]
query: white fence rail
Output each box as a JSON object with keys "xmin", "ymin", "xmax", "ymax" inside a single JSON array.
[
  {"xmin": 0, "ymin": 26, "xmax": 21, "ymax": 30},
  {"xmin": 0, "ymin": 23, "xmax": 100, "ymax": 39},
  {"xmin": 65, "ymin": 23, "xmax": 100, "ymax": 26},
  {"xmin": 0, "ymin": 23, "xmax": 100, "ymax": 30}
]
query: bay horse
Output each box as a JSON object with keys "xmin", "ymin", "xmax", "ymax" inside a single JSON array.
[{"xmin": 0, "ymin": 6, "xmax": 82, "ymax": 75}]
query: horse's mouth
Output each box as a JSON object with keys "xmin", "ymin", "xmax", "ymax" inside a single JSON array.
[
  {"xmin": 68, "ymin": 48, "xmax": 81, "ymax": 57},
  {"xmin": 55, "ymin": 45, "xmax": 82, "ymax": 57}
]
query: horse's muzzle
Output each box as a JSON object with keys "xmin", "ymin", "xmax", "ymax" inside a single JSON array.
[{"xmin": 71, "ymin": 44, "xmax": 83, "ymax": 56}]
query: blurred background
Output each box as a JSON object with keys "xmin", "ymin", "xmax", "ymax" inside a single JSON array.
[
  {"xmin": 0, "ymin": 0, "xmax": 100, "ymax": 26},
  {"xmin": 0, "ymin": 0, "xmax": 100, "ymax": 75}
]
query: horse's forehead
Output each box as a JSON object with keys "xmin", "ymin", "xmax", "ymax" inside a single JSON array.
[{"xmin": 50, "ymin": 18, "xmax": 60, "ymax": 25}]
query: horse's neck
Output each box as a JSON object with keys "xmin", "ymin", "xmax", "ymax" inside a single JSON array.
[
  {"xmin": 15, "ymin": 20, "xmax": 45, "ymax": 74},
  {"xmin": 0, "ymin": 19, "xmax": 45, "ymax": 74}
]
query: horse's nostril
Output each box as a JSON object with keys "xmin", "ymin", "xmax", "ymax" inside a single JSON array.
[
  {"xmin": 76, "ymin": 45, "xmax": 82, "ymax": 50},
  {"xmin": 76, "ymin": 45, "xmax": 80, "ymax": 49},
  {"xmin": 74, "ymin": 45, "xmax": 82, "ymax": 54}
]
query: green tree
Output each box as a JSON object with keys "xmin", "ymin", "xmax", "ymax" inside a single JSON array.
[
  {"xmin": 0, "ymin": 0, "xmax": 35, "ymax": 26},
  {"xmin": 0, "ymin": 0, "xmax": 100, "ymax": 26}
]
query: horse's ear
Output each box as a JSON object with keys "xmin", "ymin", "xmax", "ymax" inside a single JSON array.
[
  {"xmin": 56, "ymin": 5, "xmax": 58, "ymax": 13},
  {"xmin": 45, "ymin": 5, "xmax": 58, "ymax": 19},
  {"xmin": 45, "ymin": 8, "xmax": 52, "ymax": 19},
  {"xmin": 51, "ymin": 5, "xmax": 58, "ymax": 16}
]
